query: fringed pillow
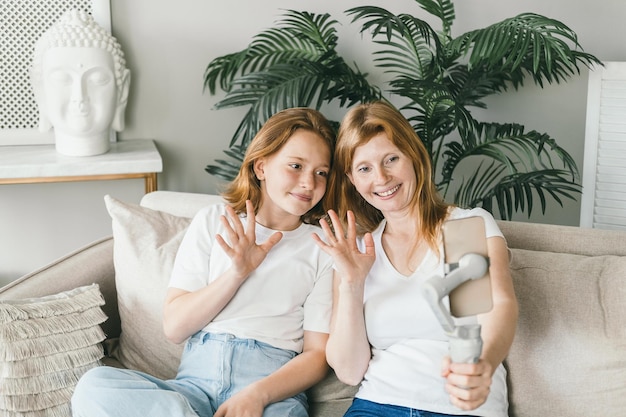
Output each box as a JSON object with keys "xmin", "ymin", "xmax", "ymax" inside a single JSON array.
[{"xmin": 0, "ymin": 284, "xmax": 107, "ymax": 417}]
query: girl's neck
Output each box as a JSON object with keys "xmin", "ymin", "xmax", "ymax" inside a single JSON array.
[{"xmin": 255, "ymin": 210, "xmax": 302, "ymax": 231}]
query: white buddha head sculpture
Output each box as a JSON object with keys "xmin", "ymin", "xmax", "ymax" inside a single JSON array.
[{"xmin": 31, "ymin": 9, "xmax": 131, "ymax": 156}]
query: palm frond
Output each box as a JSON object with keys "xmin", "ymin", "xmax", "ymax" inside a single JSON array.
[
  {"xmin": 452, "ymin": 160, "xmax": 507, "ymax": 208},
  {"xmin": 414, "ymin": 0, "xmax": 456, "ymax": 38},
  {"xmin": 465, "ymin": 122, "xmax": 575, "ymax": 170},
  {"xmin": 281, "ymin": 10, "xmax": 339, "ymax": 50},
  {"xmin": 216, "ymin": 58, "xmax": 379, "ymax": 145},
  {"xmin": 459, "ymin": 169, "xmax": 581, "ymax": 219},
  {"xmin": 222, "ymin": 146, "xmax": 247, "ymax": 162},
  {"xmin": 347, "ymin": 6, "xmax": 442, "ymax": 80},
  {"xmin": 203, "ymin": 10, "xmax": 339, "ymax": 94},
  {"xmin": 444, "ymin": 64, "xmax": 521, "ymax": 107},
  {"xmin": 449, "ymin": 13, "xmax": 602, "ymax": 86},
  {"xmin": 212, "ymin": 63, "xmax": 332, "ymax": 150},
  {"xmin": 205, "ymin": 157, "xmax": 245, "ymax": 181},
  {"xmin": 322, "ymin": 58, "xmax": 383, "ymax": 106},
  {"xmin": 393, "ymin": 82, "xmax": 457, "ymax": 156},
  {"xmin": 440, "ymin": 121, "xmax": 579, "ymax": 195}
]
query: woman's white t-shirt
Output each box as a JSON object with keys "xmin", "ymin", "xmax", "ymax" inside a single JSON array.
[
  {"xmin": 169, "ymin": 203, "xmax": 334, "ymax": 353},
  {"xmin": 355, "ymin": 207, "xmax": 509, "ymax": 417}
]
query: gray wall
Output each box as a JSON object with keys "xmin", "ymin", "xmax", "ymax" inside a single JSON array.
[{"xmin": 2, "ymin": 0, "xmax": 625, "ymax": 284}]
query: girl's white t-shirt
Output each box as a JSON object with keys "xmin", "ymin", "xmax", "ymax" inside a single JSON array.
[
  {"xmin": 169, "ymin": 203, "xmax": 333, "ymax": 353},
  {"xmin": 355, "ymin": 207, "xmax": 509, "ymax": 417}
]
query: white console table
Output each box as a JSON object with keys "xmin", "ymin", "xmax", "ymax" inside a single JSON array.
[{"xmin": 0, "ymin": 139, "xmax": 163, "ymax": 193}]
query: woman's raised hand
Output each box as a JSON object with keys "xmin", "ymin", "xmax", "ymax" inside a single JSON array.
[
  {"xmin": 215, "ymin": 200, "xmax": 283, "ymax": 280},
  {"xmin": 313, "ymin": 210, "xmax": 375, "ymax": 284}
]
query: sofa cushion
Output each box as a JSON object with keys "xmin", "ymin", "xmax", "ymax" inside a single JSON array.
[
  {"xmin": 0, "ymin": 284, "xmax": 106, "ymax": 417},
  {"xmin": 104, "ymin": 195, "xmax": 191, "ymax": 379},
  {"xmin": 307, "ymin": 369, "xmax": 357, "ymax": 415},
  {"xmin": 506, "ymin": 248, "xmax": 626, "ymax": 417}
]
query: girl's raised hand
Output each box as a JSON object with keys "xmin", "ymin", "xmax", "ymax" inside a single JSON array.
[
  {"xmin": 215, "ymin": 200, "xmax": 283, "ymax": 281},
  {"xmin": 312, "ymin": 209, "xmax": 375, "ymax": 285}
]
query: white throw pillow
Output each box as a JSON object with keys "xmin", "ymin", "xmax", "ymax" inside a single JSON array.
[{"xmin": 104, "ymin": 195, "xmax": 191, "ymax": 379}]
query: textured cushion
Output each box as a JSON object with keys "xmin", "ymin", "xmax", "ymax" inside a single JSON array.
[
  {"xmin": 0, "ymin": 284, "xmax": 106, "ymax": 417},
  {"xmin": 506, "ymin": 248, "xmax": 626, "ymax": 417},
  {"xmin": 104, "ymin": 195, "xmax": 191, "ymax": 379},
  {"xmin": 307, "ymin": 369, "xmax": 357, "ymax": 416}
]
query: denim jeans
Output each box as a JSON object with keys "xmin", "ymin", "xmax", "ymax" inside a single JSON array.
[
  {"xmin": 71, "ymin": 332, "xmax": 308, "ymax": 417},
  {"xmin": 344, "ymin": 398, "xmax": 476, "ymax": 417}
]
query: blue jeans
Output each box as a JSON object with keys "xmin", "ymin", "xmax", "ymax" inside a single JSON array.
[
  {"xmin": 72, "ymin": 332, "xmax": 308, "ymax": 417},
  {"xmin": 344, "ymin": 398, "xmax": 476, "ymax": 417}
]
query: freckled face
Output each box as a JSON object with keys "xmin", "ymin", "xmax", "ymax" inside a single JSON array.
[
  {"xmin": 254, "ymin": 129, "xmax": 331, "ymax": 227},
  {"xmin": 348, "ymin": 132, "xmax": 417, "ymax": 216}
]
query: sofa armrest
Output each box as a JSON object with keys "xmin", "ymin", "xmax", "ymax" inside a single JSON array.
[{"xmin": 0, "ymin": 236, "xmax": 121, "ymax": 339}]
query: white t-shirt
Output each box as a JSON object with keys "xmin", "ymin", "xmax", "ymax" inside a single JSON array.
[
  {"xmin": 355, "ymin": 207, "xmax": 509, "ymax": 417},
  {"xmin": 169, "ymin": 203, "xmax": 333, "ymax": 353}
]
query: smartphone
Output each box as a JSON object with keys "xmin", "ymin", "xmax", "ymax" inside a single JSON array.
[{"xmin": 442, "ymin": 216, "xmax": 493, "ymax": 318}]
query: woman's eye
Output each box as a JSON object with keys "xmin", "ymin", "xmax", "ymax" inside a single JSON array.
[
  {"xmin": 385, "ymin": 156, "xmax": 399, "ymax": 165},
  {"xmin": 289, "ymin": 163, "xmax": 302, "ymax": 170},
  {"xmin": 357, "ymin": 166, "xmax": 370, "ymax": 174}
]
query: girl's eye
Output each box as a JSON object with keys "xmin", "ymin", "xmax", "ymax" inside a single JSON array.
[
  {"xmin": 289, "ymin": 163, "xmax": 302, "ymax": 170},
  {"xmin": 316, "ymin": 170, "xmax": 328, "ymax": 178}
]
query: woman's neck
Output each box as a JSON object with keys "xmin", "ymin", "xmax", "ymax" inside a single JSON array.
[
  {"xmin": 381, "ymin": 212, "xmax": 426, "ymax": 275},
  {"xmin": 382, "ymin": 208, "xmax": 418, "ymax": 238}
]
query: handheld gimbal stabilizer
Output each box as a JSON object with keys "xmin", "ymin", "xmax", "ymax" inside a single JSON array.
[{"xmin": 422, "ymin": 248, "xmax": 490, "ymax": 363}]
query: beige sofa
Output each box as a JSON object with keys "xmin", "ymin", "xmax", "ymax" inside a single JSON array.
[{"xmin": 1, "ymin": 191, "xmax": 625, "ymax": 417}]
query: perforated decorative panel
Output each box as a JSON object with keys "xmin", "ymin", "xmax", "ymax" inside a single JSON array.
[{"xmin": 0, "ymin": 0, "xmax": 111, "ymax": 145}]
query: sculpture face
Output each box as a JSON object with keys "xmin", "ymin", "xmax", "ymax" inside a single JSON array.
[
  {"xmin": 41, "ymin": 47, "xmax": 118, "ymax": 140},
  {"xmin": 30, "ymin": 9, "xmax": 130, "ymax": 156}
]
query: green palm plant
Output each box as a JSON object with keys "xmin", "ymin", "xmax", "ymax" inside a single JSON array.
[{"xmin": 203, "ymin": 0, "xmax": 601, "ymax": 219}]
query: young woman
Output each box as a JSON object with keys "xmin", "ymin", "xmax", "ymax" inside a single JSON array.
[
  {"xmin": 313, "ymin": 101, "xmax": 518, "ymax": 417},
  {"xmin": 72, "ymin": 108, "xmax": 336, "ymax": 417}
]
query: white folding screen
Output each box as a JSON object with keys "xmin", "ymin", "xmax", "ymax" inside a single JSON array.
[
  {"xmin": 0, "ymin": 0, "xmax": 111, "ymax": 145},
  {"xmin": 580, "ymin": 62, "xmax": 626, "ymax": 230}
]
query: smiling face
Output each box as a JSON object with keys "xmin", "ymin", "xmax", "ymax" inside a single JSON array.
[
  {"xmin": 253, "ymin": 129, "xmax": 331, "ymax": 230},
  {"xmin": 347, "ymin": 132, "xmax": 417, "ymax": 217}
]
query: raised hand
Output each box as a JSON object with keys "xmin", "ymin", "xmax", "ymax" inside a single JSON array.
[
  {"xmin": 312, "ymin": 209, "xmax": 375, "ymax": 285},
  {"xmin": 215, "ymin": 200, "xmax": 283, "ymax": 280}
]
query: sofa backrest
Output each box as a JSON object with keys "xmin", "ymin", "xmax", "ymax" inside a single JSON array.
[
  {"xmin": 498, "ymin": 220, "xmax": 626, "ymax": 417},
  {"xmin": 498, "ymin": 220, "xmax": 626, "ymax": 256},
  {"xmin": 140, "ymin": 190, "xmax": 224, "ymax": 217}
]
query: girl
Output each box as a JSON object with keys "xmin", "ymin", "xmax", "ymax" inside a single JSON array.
[
  {"xmin": 314, "ymin": 101, "xmax": 518, "ymax": 417},
  {"xmin": 72, "ymin": 107, "xmax": 336, "ymax": 417}
]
